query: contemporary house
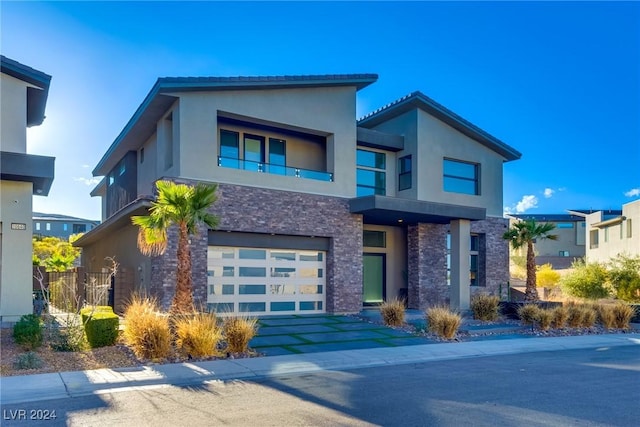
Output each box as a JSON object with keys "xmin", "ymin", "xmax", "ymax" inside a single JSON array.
[
  {"xmin": 33, "ymin": 212, "xmax": 99, "ymax": 240},
  {"xmin": 506, "ymin": 212, "xmax": 591, "ymax": 269},
  {"xmin": 0, "ymin": 56, "xmax": 54, "ymax": 323},
  {"xmin": 75, "ymin": 73, "xmax": 521, "ymax": 315},
  {"xmin": 580, "ymin": 201, "xmax": 639, "ymax": 263}
]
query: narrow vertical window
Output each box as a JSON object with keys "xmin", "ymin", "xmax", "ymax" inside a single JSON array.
[
  {"xmin": 398, "ymin": 155, "xmax": 412, "ymax": 191},
  {"xmin": 357, "ymin": 149, "xmax": 386, "ymax": 196},
  {"xmin": 164, "ymin": 113, "xmax": 173, "ymax": 170},
  {"xmin": 46, "ymin": 223, "xmax": 51, "ymax": 231},
  {"xmin": 140, "ymin": 147, "xmax": 145, "ymax": 164},
  {"xmin": 627, "ymin": 219, "xmax": 633, "ymax": 238},
  {"xmin": 35, "ymin": 222, "xmax": 41, "ymax": 231}
]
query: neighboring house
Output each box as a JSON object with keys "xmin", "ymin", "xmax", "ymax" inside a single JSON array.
[
  {"xmin": 0, "ymin": 56, "xmax": 54, "ymax": 323},
  {"xmin": 580, "ymin": 201, "xmax": 640, "ymax": 263},
  {"xmin": 506, "ymin": 212, "xmax": 592, "ymax": 269},
  {"xmin": 74, "ymin": 74, "xmax": 521, "ymax": 315},
  {"xmin": 33, "ymin": 212, "xmax": 99, "ymax": 240}
]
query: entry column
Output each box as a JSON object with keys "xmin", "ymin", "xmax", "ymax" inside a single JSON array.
[{"xmin": 450, "ymin": 219, "xmax": 470, "ymax": 310}]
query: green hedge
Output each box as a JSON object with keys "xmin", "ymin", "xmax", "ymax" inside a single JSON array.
[
  {"xmin": 13, "ymin": 314, "xmax": 43, "ymax": 350},
  {"xmin": 81, "ymin": 306, "xmax": 119, "ymax": 348}
]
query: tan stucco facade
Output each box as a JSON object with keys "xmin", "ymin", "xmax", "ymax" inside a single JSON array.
[{"xmin": 586, "ymin": 200, "xmax": 640, "ymax": 263}]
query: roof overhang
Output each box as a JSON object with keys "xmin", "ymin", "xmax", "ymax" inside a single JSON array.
[
  {"xmin": 73, "ymin": 198, "xmax": 152, "ymax": 247},
  {"xmin": 93, "ymin": 73, "xmax": 378, "ymax": 176},
  {"xmin": 349, "ymin": 195, "xmax": 486, "ymax": 226},
  {"xmin": 592, "ymin": 216, "xmax": 626, "ymax": 228},
  {"xmin": 0, "ymin": 151, "xmax": 54, "ymax": 195},
  {"xmin": 358, "ymin": 91, "xmax": 521, "ymax": 161},
  {"xmin": 356, "ymin": 127, "xmax": 404, "ymax": 151},
  {"xmin": 1, "ymin": 56, "xmax": 51, "ymax": 127}
]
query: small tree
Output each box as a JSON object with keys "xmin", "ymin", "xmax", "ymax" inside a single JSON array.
[
  {"xmin": 608, "ymin": 254, "xmax": 640, "ymax": 303},
  {"xmin": 560, "ymin": 259, "xmax": 610, "ymax": 300},
  {"xmin": 503, "ymin": 219, "xmax": 557, "ymax": 301},
  {"xmin": 33, "ymin": 236, "xmax": 81, "ymax": 271},
  {"xmin": 132, "ymin": 180, "xmax": 219, "ymax": 314}
]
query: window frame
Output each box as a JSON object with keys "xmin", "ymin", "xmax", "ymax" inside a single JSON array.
[
  {"xmin": 443, "ymin": 158, "xmax": 480, "ymax": 195},
  {"xmin": 356, "ymin": 148, "xmax": 386, "ymax": 197},
  {"xmin": 398, "ymin": 155, "xmax": 412, "ymax": 191}
]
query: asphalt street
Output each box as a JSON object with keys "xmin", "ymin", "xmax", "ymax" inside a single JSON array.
[{"xmin": 2, "ymin": 346, "xmax": 638, "ymax": 427}]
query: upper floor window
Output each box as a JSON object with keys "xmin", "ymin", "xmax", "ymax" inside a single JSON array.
[
  {"xmin": 556, "ymin": 223, "xmax": 574, "ymax": 228},
  {"xmin": 35, "ymin": 222, "xmax": 41, "ymax": 231},
  {"xmin": 443, "ymin": 158, "xmax": 479, "ymax": 195},
  {"xmin": 268, "ymin": 138, "xmax": 286, "ymax": 175},
  {"xmin": 398, "ymin": 155, "xmax": 412, "ymax": 191},
  {"xmin": 357, "ymin": 149, "xmax": 386, "ymax": 197},
  {"xmin": 73, "ymin": 224, "xmax": 86, "ymax": 234}
]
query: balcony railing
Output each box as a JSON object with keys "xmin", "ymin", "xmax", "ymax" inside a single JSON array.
[{"xmin": 218, "ymin": 157, "xmax": 333, "ymax": 182}]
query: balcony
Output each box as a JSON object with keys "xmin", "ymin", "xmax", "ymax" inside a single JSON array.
[{"xmin": 218, "ymin": 156, "xmax": 333, "ymax": 182}]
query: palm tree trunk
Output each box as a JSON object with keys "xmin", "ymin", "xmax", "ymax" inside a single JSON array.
[
  {"xmin": 525, "ymin": 240, "xmax": 539, "ymax": 302},
  {"xmin": 171, "ymin": 222, "xmax": 194, "ymax": 314}
]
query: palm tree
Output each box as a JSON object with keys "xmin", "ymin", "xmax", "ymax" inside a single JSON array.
[
  {"xmin": 503, "ymin": 219, "xmax": 558, "ymax": 302},
  {"xmin": 132, "ymin": 180, "xmax": 219, "ymax": 313}
]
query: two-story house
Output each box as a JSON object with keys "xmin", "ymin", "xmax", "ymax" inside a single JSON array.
[
  {"xmin": 33, "ymin": 212, "xmax": 99, "ymax": 240},
  {"xmin": 0, "ymin": 56, "xmax": 54, "ymax": 323},
  {"xmin": 75, "ymin": 74, "xmax": 521, "ymax": 315},
  {"xmin": 582, "ymin": 201, "xmax": 639, "ymax": 263}
]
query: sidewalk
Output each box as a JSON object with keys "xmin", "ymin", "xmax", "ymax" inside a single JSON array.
[{"xmin": 2, "ymin": 333, "xmax": 639, "ymax": 405}]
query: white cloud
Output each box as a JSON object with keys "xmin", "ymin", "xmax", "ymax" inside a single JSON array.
[
  {"xmin": 624, "ymin": 188, "xmax": 640, "ymax": 197},
  {"xmin": 73, "ymin": 177, "xmax": 101, "ymax": 186},
  {"xmin": 82, "ymin": 164, "xmax": 90, "ymax": 168},
  {"xmin": 543, "ymin": 188, "xmax": 554, "ymax": 198},
  {"xmin": 515, "ymin": 195, "xmax": 538, "ymax": 213}
]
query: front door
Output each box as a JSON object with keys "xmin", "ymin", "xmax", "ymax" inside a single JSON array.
[{"xmin": 363, "ymin": 253, "xmax": 385, "ymax": 305}]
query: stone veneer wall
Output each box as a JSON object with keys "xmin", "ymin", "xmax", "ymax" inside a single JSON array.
[
  {"xmin": 152, "ymin": 180, "xmax": 363, "ymax": 313},
  {"xmin": 407, "ymin": 223, "xmax": 448, "ymax": 309},
  {"xmin": 406, "ymin": 217, "xmax": 510, "ymax": 310},
  {"xmin": 469, "ymin": 216, "xmax": 510, "ymax": 299}
]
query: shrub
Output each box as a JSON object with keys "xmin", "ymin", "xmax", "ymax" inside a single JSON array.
[
  {"xmin": 537, "ymin": 264, "xmax": 561, "ymax": 289},
  {"xmin": 174, "ymin": 312, "xmax": 222, "ymax": 358},
  {"xmin": 426, "ymin": 306, "xmax": 461, "ymax": 340},
  {"xmin": 608, "ymin": 254, "xmax": 640, "ymax": 303},
  {"xmin": 597, "ymin": 304, "xmax": 617, "ymax": 329},
  {"xmin": 13, "ymin": 352, "xmax": 43, "ymax": 370},
  {"xmin": 47, "ymin": 317, "xmax": 87, "ymax": 352},
  {"xmin": 123, "ymin": 296, "xmax": 171, "ymax": 360},
  {"xmin": 551, "ymin": 306, "xmax": 569, "ymax": 328},
  {"xmin": 471, "ymin": 293, "xmax": 500, "ymax": 321},
  {"xmin": 560, "ymin": 260, "xmax": 611, "ymax": 300},
  {"xmin": 13, "ymin": 314, "xmax": 43, "ymax": 350},
  {"xmin": 538, "ymin": 309, "xmax": 553, "ymax": 330},
  {"xmin": 82, "ymin": 306, "xmax": 119, "ymax": 348},
  {"xmin": 580, "ymin": 306, "xmax": 597, "ymax": 327},
  {"xmin": 517, "ymin": 304, "xmax": 541, "ymax": 326},
  {"xmin": 223, "ymin": 315, "xmax": 258, "ymax": 354},
  {"xmin": 566, "ymin": 304, "xmax": 586, "ymax": 328},
  {"xmin": 379, "ymin": 299, "xmax": 406, "ymax": 327},
  {"xmin": 612, "ymin": 303, "xmax": 636, "ymax": 329}
]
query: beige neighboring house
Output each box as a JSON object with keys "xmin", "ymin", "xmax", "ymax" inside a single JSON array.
[
  {"xmin": 580, "ymin": 200, "xmax": 640, "ymax": 263},
  {"xmin": 75, "ymin": 74, "xmax": 521, "ymax": 314},
  {"xmin": 0, "ymin": 56, "xmax": 54, "ymax": 324}
]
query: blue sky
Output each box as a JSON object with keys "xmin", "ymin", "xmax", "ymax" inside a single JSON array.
[{"xmin": 3, "ymin": 1, "xmax": 639, "ymax": 221}]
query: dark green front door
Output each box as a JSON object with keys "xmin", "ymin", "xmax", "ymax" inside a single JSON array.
[{"xmin": 363, "ymin": 253, "xmax": 385, "ymax": 305}]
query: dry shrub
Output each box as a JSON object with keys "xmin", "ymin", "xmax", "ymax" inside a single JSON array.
[
  {"xmin": 612, "ymin": 303, "xmax": 636, "ymax": 329},
  {"xmin": 581, "ymin": 306, "xmax": 597, "ymax": 327},
  {"xmin": 567, "ymin": 304, "xmax": 585, "ymax": 328},
  {"xmin": 123, "ymin": 296, "xmax": 171, "ymax": 360},
  {"xmin": 552, "ymin": 306, "xmax": 569, "ymax": 328},
  {"xmin": 517, "ymin": 304, "xmax": 541, "ymax": 326},
  {"xmin": 174, "ymin": 312, "xmax": 222, "ymax": 358},
  {"xmin": 426, "ymin": 306, "xmax": 461, "ymax": 340},
  {"xmin": 597, "ymin": 304, "xmax": 617, "ymax": 329},
  {"xmin": 471, "ymin": 293, "xmax": 500, "ymax": 321},
  {"xmin": 380, "ymin": 299, "xmax": 405, "ymax": 327},
  {"xmin": 538, "ymin": 309, "xmax": 553, "ymax": 330},
  {"xmin": 223, "ymin": 315, "xmax": 258, "ymax": 354}
]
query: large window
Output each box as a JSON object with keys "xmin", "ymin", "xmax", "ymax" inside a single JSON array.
[
  {"xmin": 243, "ymin": 134, "xmax": 265, "ymax": 172},
  {"xmin": 443, "ymin": 158, "xmax": 479, "ymax": 195},
  {"xmin": 219, "ymin": 130, "xmax": 239, "ymax": 168},
  {"xmin": 398, "ymin": 155, "xmax": 412, "ymax": 191},
  {"xmin": 357, "ymin": 149, "xmax": 386, "ymax": 196},
  {"xmin": 446, "ymin": 233, "xmax": 482, "ymax": 286},
  {"xmin": 268, "ymin": 138, "xmax": 286, "ymax": 175}
]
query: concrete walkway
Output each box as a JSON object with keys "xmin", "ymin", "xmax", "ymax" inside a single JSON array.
[{"xmin": 2, "ymin": 333, "xmax": 639, "ymax": 405}]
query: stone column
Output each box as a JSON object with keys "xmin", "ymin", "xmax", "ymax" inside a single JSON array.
[{"xmin": 450, "ymin": 219, "xmax": 471, "ymax": 310}]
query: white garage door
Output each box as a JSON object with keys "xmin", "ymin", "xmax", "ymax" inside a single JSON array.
[{"xmin": 207, "ymin": 246, "xmax": 326, "ymax": 315}]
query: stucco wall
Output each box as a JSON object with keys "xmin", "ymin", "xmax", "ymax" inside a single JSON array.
[
  {"xmin": 0, "ymin": 74, "xmax": 28, "ymax": 153},
  {"xmin": 0, "ymin": 181, "xmax": 34, "ymax": 322},
  {"xmin": 586, "ymin": 200, "xmax": 640, "ymax": 263}
]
